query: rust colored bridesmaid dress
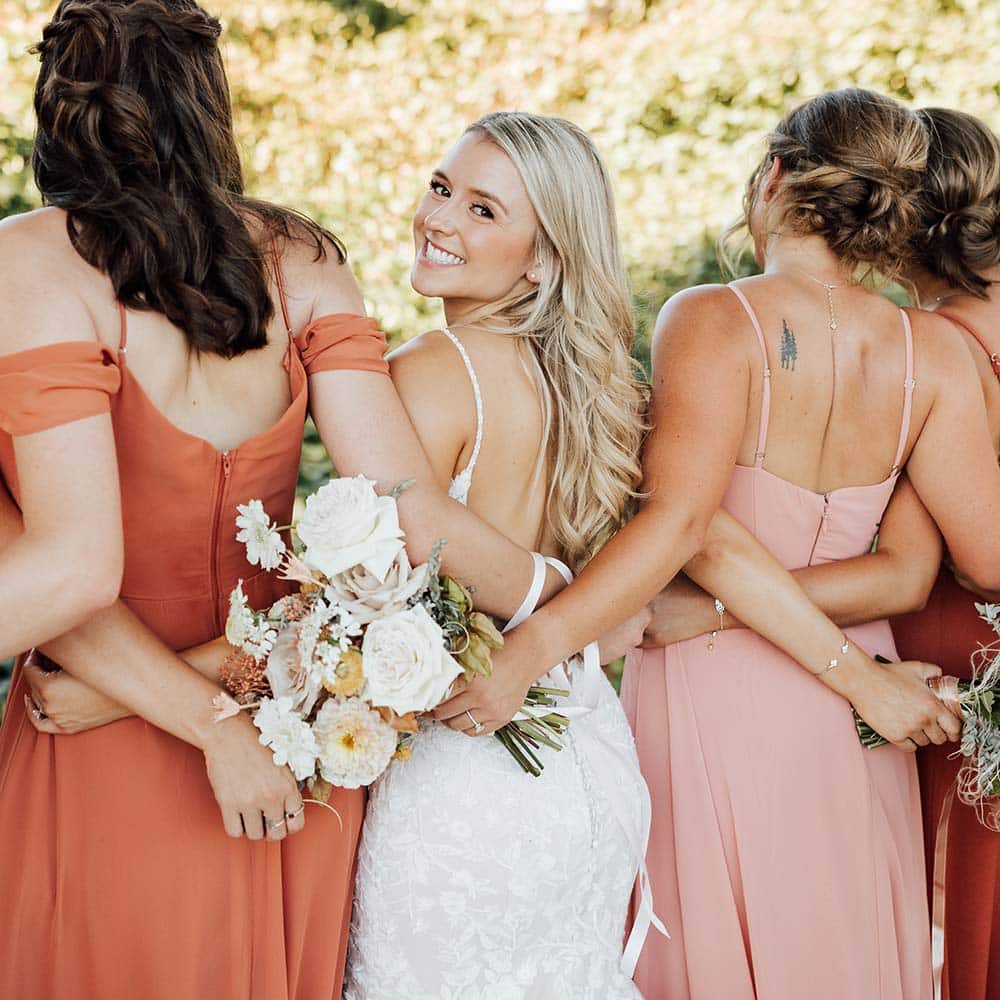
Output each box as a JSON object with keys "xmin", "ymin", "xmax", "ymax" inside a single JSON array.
[
  {"xmin": 0, "ymin": 280, "xmax": 388, "ymax": 999},
  {"xmin": 893, "ymin": 310, "xmax": 1000, "ymax": 1000}
]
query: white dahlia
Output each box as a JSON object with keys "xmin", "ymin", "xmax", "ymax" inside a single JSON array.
[{"xmin": 312, "ymin": 697, "xmax": 397, "ymax": 789}]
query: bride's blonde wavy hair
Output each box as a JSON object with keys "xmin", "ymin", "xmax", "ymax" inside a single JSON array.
[{"xmin": 467, "ymin": 112, "xmax": 647, "ymax": 571}]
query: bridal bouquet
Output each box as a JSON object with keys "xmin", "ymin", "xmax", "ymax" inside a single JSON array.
[
  {"xmin": 856, "ymin": 603, "xmax": 1000, "ymax": 830},
  {"xmin": 215, "ymin": 476, "xmax": 568, "ymax": 795}
]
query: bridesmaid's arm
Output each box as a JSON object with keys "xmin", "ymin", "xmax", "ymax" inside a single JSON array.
[
  {"xmin": 22, "ymin": 634, "xmax": 233, "ymax": 735},
  {"xmin": 446, "ymin": 288, "xmax": 956, "ymax": 748},
  {"xmin": 296, "ymin": 249, "xmax": 564, "ymax": 623},
  {"xmin": 0, "ymin": 464, "xmax": 298, "ymax": 837},
  {"xmin": 903, "ymin": 310, "xmax": 1000, "ymax": 592},
  {"xmin": 309, "ymin": 374, "xmax": 565, "ymax": 621},
  {"xmin": 644, "ymin": 477, "xmax": 941, "ymax": 645},
  {"xmin": 0, "ymin": 237, "xmax": 124, "ymax": 657}
]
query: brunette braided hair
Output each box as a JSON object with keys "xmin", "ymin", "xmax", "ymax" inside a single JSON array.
[
  {"xmin": 911, "ymin": 108, "xmax": 1000, "ymax": 298},
  {"xmin": 32, "ymin": 0, "xmax": 343, "ymax": 356},
  {"xmin": 730, "ymin": 88, "xmax": 929, "ymax": 280}
]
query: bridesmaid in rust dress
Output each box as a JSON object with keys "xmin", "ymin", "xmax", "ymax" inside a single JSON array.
[
  {"xmin": 892, "ymin": 107, "xmax": 1000, "ymax": 1000},
  {"xmin": 0, "ymin": 3, "xmax": 559, "ymax": 998}
]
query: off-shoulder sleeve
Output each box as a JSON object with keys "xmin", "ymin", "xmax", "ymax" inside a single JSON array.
[
  {"xmin": 0, "ymin": 342, "xmax": 121, "ymax": 436},
  {"xmin": 294, "ymin": 314, "xmax": 389, "ymax": 376}
]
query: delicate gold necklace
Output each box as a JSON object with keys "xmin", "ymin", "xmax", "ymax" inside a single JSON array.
[{"xmin": 795, "ymin": 268, "xmax": 849, "ymax": 332}]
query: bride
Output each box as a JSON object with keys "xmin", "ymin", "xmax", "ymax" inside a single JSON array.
[{"xmin": 343, "ymin": 112, "xmax": 655, "ymax": 998}]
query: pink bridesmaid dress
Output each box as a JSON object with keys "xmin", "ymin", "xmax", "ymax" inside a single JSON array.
[{"xmin": 622, "ymin": 284, "xmax": 931, "ymax": 1000}]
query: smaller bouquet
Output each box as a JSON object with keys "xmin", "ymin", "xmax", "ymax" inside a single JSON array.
[
  {"xmin": 216, "ymin": 476, "xmax": 568, "ymax": 798},
  {"xmin": 855, "ymin": 603, "xmax": 1000, "ymax": 830}
]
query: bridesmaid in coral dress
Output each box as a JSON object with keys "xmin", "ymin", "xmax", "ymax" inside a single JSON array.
[{"xmin": 0, "ymin": 3, "xmax": 565, "ymax": 998}]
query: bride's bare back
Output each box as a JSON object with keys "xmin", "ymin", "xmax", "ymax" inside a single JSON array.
[{"xmin": 390, "ymin": 325, "xmax": 553, "ymax": 554}]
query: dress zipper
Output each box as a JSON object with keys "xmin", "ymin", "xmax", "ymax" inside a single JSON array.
[
  {"xmin": 210, "ymin": 451, "xmax": 233, "ymax": 632},
  {"xmin": 807, "ymin": 493, "xmax": 831, "ymax": 565}
]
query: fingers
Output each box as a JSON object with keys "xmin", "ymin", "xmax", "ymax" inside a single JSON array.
[
  {"xmin": 24, "ymin": 694, "xmax": 66, "ymax": 735},
  {"xmin": 894, "ymin": 738, "xmax": 918, "ymax": 753},
  {"xmin": 263, "ymin": 812, "xmax": 288, "ymax": 842},
  {"xmin": 432, "ymin": 689, "xmax": 478, "ymax": 723},
  {"xmin": 922, "ymin": 720, "xmax": 949, "ymax": 746},
  {"xmin": 908, "ymin": 729, "xmax": 930, "ymax": 747},
  {"xmin": 22, "ymin": 661, "xmax": 50, "ymax": 711},
  {"xmin": 221, "ymin": 808, "xmax": 245, "ymax": 839},
  {"xmin": 284, "ymin": 793, "xmax": 306, "ymax": 835},
  {"xmin": 912, "ymin": 661, "xmax": 943, "ymax": 683},
  {"xmin": 445, "ymin": 676, "xmax": 469, "ymax": 700},
  {"xmin": 241, "ymin": 810, "xmax": 265, "ymax": 841},
  {"xmin": 937, "ymin": 710, "xmax": 962, "ymax": 742}
]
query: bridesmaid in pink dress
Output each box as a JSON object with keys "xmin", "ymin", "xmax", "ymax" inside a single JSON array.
[
  {"xmin": 635, "ymin": 106, "xmax": 1000, "ymax": 1000},
  {"xmin": 605, "ymin": 91, "xmax": 1000, "ymax": 1000}
]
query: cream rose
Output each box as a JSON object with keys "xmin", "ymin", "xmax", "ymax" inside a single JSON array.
[
  {"xmin": 296, "ymin": 476, "xmax": 405, "ymax": 583},
  {"xmin": 324, "ymin": 550, "xmax": 430, "ymax": 625},
  {"xmin": 361, "ymin": 604, "xmax": 462, "ymax": 715},
  {"xmin": 265, "ymin": 625, "xmax": 323, "ymax": 716}
]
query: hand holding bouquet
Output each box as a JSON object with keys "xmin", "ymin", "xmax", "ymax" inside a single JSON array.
[
  {"xmin": 856, "ymin": 603, "xmax": 1000, "ymax": 830},
  {"xmin": 217, "ymin": 476, "xmax": 569, "ymax": 797}
]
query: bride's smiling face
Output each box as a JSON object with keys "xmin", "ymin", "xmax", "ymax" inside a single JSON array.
[{"xmin": 411, "ymin": 131, "xmax": 540, "ymax": 318}]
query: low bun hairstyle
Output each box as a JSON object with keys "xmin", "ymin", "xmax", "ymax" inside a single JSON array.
[
  {"xmin": 32, "ymin": 0, "xmax": 343, "ymax": 357},
  {"xmin": 911, "ymin": 108, "xmax": 1000, "ymax": 299},
  {"xmin": 734, "ymin": 88, "xmax": 928, "ymax": 280}
]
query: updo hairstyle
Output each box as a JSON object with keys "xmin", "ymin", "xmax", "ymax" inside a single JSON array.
[
  {"xmin": 738, "ymin": 88, "xmax": 929, "ymax": 280},
  {"xmin": 911, "ymin": 107, "xmax": 1000, "ymax": 298}
]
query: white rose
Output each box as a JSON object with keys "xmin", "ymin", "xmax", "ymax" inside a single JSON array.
[
  {"xmin": 324, "ymin": 550, "xmax": 430, "ymax": 625},
  {"xmin": 361, "ymin": 604, "xmax": 462, "ymax": 715},
  {"xmin": 296, "ymin": 476, "xmax": 405, "ymax": 583}
]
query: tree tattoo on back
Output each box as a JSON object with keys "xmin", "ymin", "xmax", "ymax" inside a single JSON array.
[{"xmin": 780, "ymin": 319, "xmax": 797, "ymax": 371}]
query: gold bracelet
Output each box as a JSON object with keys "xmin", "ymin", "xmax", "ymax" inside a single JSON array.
[{"xmin": 817, "ymin": 636, "xmax": 850, "ymax": 676}]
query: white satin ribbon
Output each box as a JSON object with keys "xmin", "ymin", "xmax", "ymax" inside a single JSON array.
[{"xmin": 505, "ymin": 553, "xmax": 668, "ymax": 976}]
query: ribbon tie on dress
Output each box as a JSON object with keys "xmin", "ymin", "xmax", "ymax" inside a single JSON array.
[{"xmin": 504, "ymin": 551, "xmax": 669, "ymax": 976}]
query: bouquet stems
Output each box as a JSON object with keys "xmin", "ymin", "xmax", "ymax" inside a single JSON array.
[{"xmin": 495, "ymin": 684, "xmax": 571, "ymax": 777}]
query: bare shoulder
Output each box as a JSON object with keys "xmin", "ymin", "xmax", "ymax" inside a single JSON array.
[
  {"xmin": 651, "ymin": 283, "xmax": 750, "ymax": 367},
  {"xmin": 389, "ymin": 328, "xmax": 469, "ymax": 390},
  {"xmin": 0, "ymin": 208, "xmax": 99, "ymax": 354},
  {"xmin": 271, "ymin": 223, "xmax": 365, "ymax": 330},
  {"xmin": 905, "ymin": 307, "xmax": 980, "ymax": 387}
]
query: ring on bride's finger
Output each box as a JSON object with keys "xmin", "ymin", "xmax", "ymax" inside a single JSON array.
[
  {"xmin": 266, "ymin": 816, "xmax": 287, "ymax": 831},
  {"xmin": 286, "ymin": 803, "xmax": 305, "ymax": 821},
  {"xmin": 465, "ymin": 710, "xmax": 485, "ymax": 735}
]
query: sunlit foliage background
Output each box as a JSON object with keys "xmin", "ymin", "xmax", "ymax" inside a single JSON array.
[{"xmin": 1, "ymin": 0, "xmax": 998, "ymax": 702}]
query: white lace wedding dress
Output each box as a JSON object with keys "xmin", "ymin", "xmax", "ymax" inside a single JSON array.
[{"xmin": 343, "ymin": 331, "xmax": 659, "ymax": 1000}]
